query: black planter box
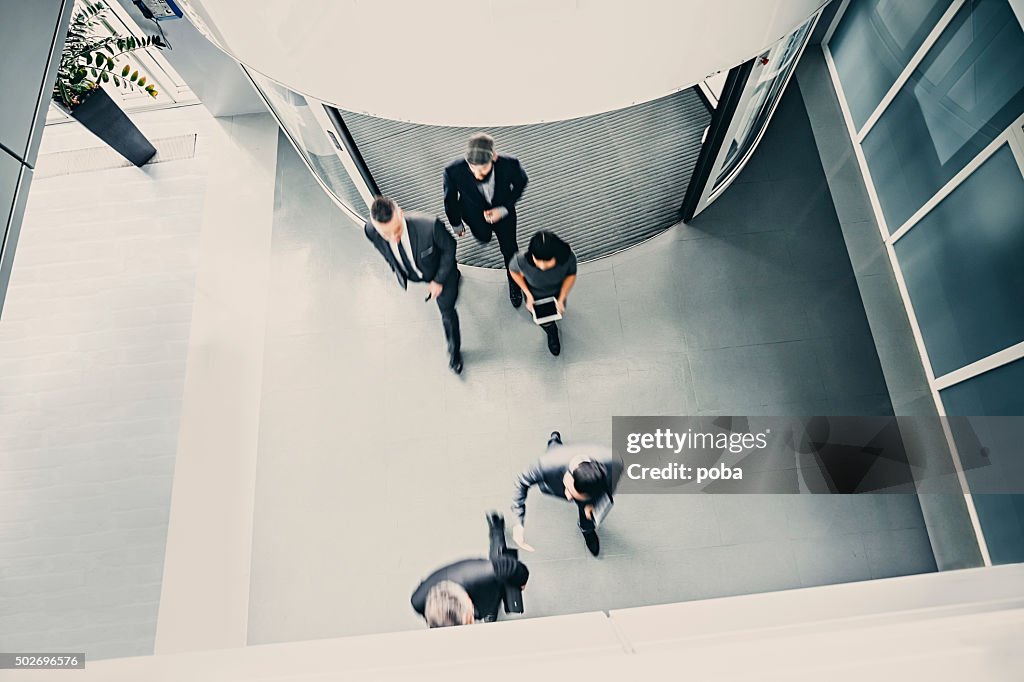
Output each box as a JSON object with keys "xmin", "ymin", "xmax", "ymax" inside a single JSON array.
[{"xmin": 71, "ymin": 88, "xmax": 156, "ymax": 167}]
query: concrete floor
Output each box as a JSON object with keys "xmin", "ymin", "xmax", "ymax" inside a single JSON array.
[
  {"xmin": 0, "ymin": 88, "xmax": 939, "ymax": 659},
  {"xmin": 246, "ymin": 88, "xmax": 937, "ymax": 644}
]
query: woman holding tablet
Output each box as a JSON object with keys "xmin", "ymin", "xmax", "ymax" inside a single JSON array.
[{"xmin": 508, "ymin": 231, "xmax": 578, "ymax": 356}]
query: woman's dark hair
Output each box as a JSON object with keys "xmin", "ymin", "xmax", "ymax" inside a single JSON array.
[{"xmin": 526, "ymin": 231, "xmax": 571, "ymax": 263}]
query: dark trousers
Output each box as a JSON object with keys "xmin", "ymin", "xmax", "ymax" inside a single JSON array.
[
  {"xmin": 471, "ymin": 215, "xmax": 519, "ymax": 288},
  {"xmin": 435, "ymin": 269, "xmax": 462, "ymax": 357},
  {"xmin": 488, "ymin": 523, "xmax": 509, "ymax": 561},
  {"xmin": 545, "ymin": 436, "xmax": 595, "ymax": 534},
  {"xmin": 487, "ymin": 514, "xmax": 523, "ymax": 617}
]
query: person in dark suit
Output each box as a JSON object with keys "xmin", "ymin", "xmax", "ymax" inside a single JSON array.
[
  {"xmin": 510, "ymin": 432, "xmax": 623, "ymax": 557},
  {"xmin": 364, "ymin": 196, "xmax": 463, "ymax": 374},
  {"xmin": 411, "ymin": 513, "xmax": 530, "ymax": 627},
  {"xmin": 443, "ymin": 133, "xmax": 529, "ymax": 308}
]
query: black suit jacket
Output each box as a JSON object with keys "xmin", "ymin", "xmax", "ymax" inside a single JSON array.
[
  {"xmin": 511, "ymin": 444, "xmax": 623, "ymax": 526},
  {"xmin": 410, "ymin": 557, "xmax": 527, "ymax": 623},
  {"xmin": 364, "ymin": 212, "xmax": 457, "ymax": 290},
  {"xmin": 443, "ymin": 155, "xmax": 528, "ymax": 236}
]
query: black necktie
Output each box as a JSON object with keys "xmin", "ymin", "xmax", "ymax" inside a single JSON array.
[{"xmin": 397, "ymin": 241, "xmax": 418, "ymax": 281}]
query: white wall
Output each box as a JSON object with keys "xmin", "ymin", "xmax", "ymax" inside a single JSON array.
[{"xmin": 178, "ymin": 0, "xmax": 828, "ymax": 125}]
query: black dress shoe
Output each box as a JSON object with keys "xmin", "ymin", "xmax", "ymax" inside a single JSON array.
[
  {"xmin": 583, "ymin": 530, "xmax": 600, "ymax": 556},
  {"xmin": 509, "ymin": 285, "xmax": 523, "ymax": 309},
  {"xmin": 449, "ymin": 353, "xmax": 463, "ymax": 375},
  {"xmin": 486, "ymin": 511, "xmax": 505, "ymax": 531}
]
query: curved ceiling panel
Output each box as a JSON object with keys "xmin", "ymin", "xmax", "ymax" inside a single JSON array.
[{"xmin": 178, "ymin": 0, "xmax": 827, "ymax": 125}]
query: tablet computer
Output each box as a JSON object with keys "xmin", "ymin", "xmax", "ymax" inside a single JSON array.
[
  {"xmin": 531, "ymin": 297, "xmax": 562, "ymax": 325},
  {"xmin": 591, "ymin": 493, "xmax": 614, "ymax": 529}
]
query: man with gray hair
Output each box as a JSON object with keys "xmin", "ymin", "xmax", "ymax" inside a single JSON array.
[
  {"xmin": 410, "ymin": 513, "xmax": 529, "ymax": 627},
  {"xmin": 423, "ymin": 581, "xmax": 476, "ymax": 628}
]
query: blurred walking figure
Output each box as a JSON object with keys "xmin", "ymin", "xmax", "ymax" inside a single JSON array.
[
  {"xmin": 508, "ymin": 231, "xmax": 577, "ymax": 356},
  {"xmin": 411, "ymin": 513, "xmax": 529, "ymax": 627},
  {"xmin": 511, "ymin": 432, "xmax": 622, "ymax": 557},
  {"xmin": 443, "ymin": 133, "xmax": 529, "ymax": 308},
  {"xmin": 364, "ymin": 196, "xmax": 463, "ymax": 374}
]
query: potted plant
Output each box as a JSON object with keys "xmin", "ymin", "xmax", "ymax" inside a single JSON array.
[{"xmin": 53, "ymin": 1, "xmax": 166, "ymax": 166}]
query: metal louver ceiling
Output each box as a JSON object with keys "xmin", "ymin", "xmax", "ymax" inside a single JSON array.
[{"xmin": 339, "ymin": 88, "xmax": 711, "ymax": 267}]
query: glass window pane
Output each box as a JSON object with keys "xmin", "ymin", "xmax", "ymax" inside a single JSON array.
[
  {"xmin": 861, "ymin": 0, "xmax": 1024, "ymax": 232},
  {"xmin": 893, "ymin": 145, "xmax": 1024, "ymax": 377},
  {"xmin": 829, "ymin": 0, "xmax": 951, "ymax": 131},
  {"xmin": 246, "ymin": 70, "xmax": 367, "ymax": 218},
  {"xmin": 713, "ymin": 14, "xmax": 816, "ymax": 189},
  {"xmin": 970, "ymin": 494, "xmax": 1024, "ymax": 564},
  {"xmin": 941, "ymin": 358, "xmax": 1024, "ymax": 415},
  {"xmin": 941, "ymin": 359, "xmax": 1024, "ymax": 566}
]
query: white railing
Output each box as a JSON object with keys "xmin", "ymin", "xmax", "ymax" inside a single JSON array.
[{"xmin": 12, "ymin": 564, "xmax": 1022, "ymax": 682}]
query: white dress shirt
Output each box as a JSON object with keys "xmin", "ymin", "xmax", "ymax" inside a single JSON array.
[
  {"xmin": 477, "ymin": 171, "xmax": 496, "ymax": 205},
  {"xmin": 390, "ymin": 220, "xmax": 424, "ymax": 279}
]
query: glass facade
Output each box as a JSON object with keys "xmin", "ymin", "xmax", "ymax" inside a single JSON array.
[
  {"xmin": 941, "ymin": 358, "xmax": 1024, "ymax": 415},
  {"xmin": 245, "ymin": 69, "xmax": 367, "ymax": 218},
  {"xmin": 859, "ymin": 0, "xmax": 1024, "ymax": 232},
  {"xmin": 828, "ymin": 0, "xmax": 1024, "ymax": 568},
  {"xmin": 941, "ymin": 358, "xmax": 1024, "ymax": 565},
  {"xmin": 829, "ymin": 0, "xmax": 951, "ymax": 130},
  {"xmin": 893, "ymin": 145, "xmax": 1024, "ymax": 377},
  {"xmin": 713, "ymin": 14, "xmax": 817, "ymax": 190}
]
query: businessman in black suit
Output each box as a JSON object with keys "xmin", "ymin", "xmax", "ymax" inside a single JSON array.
[
  {"xmin": 410, "ymin": 512, "xmax": 529, "ymax": 627},
  {"xmin": 443, "ymin": 133, "xmax": 529, "ymax": 308},
  {"xmin": 364, "ymin": 196, "xmax": 463, "ymax": 374},
  {"xmin": 510, "ymin": 432, "xmax": 623, "ymax": 557}
]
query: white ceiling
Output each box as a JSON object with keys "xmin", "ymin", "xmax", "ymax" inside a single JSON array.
[{"xmin": 180, "ymin": 0, "xmax": 827, "ymax": 125}]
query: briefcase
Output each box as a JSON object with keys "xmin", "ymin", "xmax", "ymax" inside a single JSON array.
[{"xmin": 501, "ymin": 548, "xmax": 524, "ymax": 614}]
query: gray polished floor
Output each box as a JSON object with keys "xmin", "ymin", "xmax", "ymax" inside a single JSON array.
[{"xmin": 247, "ymin": 89, "xmax": 937, "ymax": 644}]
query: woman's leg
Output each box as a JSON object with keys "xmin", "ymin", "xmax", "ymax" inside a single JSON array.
[{"xmin": 541, "ymin": 321, "xmax": 560, "ymax": 356}]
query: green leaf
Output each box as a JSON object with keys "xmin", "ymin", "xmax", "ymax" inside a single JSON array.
[
  {"xmin": 100, "ymin": 72, "xmax": 109, "ymax": 83},
  {"xmin": 113, "ymin": 76, "xmax": 120, "ymax": 86},
  {"xmin": 130, "ymin": 70, "xmax": 138, "ymax": 82},
  {"xmin": 121, "ymin": 64, "xmax": 130, "ymax": 77},
  {"xmin": 137, "ymin": 76, "xmax": 146, "ymax": 87}
]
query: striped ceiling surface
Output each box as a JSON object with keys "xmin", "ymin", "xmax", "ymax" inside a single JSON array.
[{"xmin": 340, "ymin": 88, "xmax": 711, "ymax": 268}]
